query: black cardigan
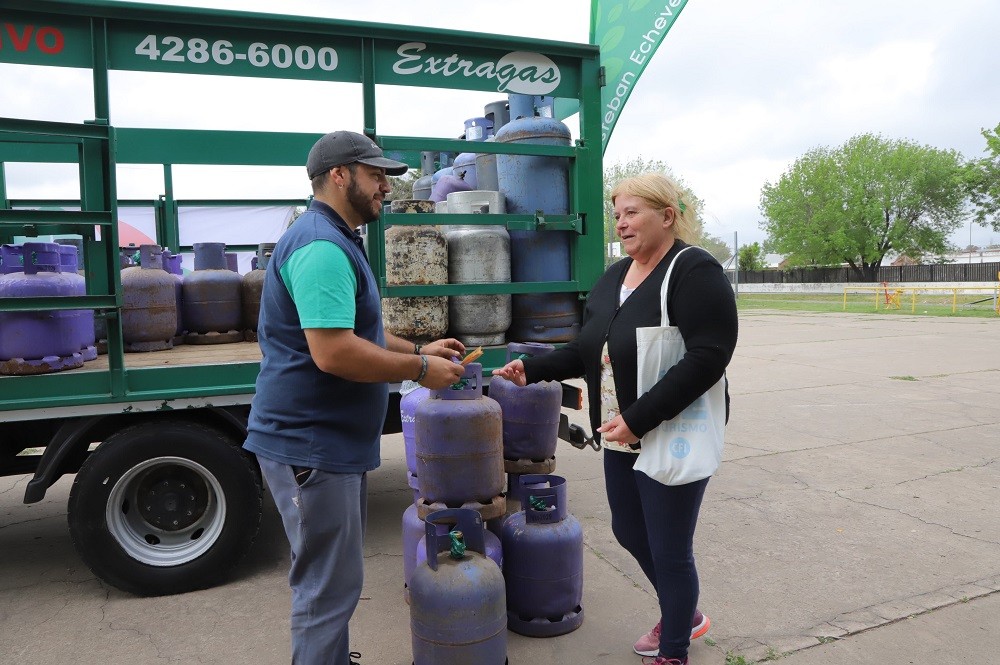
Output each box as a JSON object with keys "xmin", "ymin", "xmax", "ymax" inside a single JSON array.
[{"xmin": 524, "ymin": 241, "xmax": 738, "ymax": 442}]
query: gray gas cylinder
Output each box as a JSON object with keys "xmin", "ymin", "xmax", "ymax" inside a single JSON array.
[
  {"xmin": 412, "ymin": 152, "xmax": 436, "ymax": 201},
  {"xmin": 121, "ymin": 245, "xmax": 177, "ymax": 352},
  {"xmin": 476, "ymin": 99, "xmax": 510, "ymax": 192},
  {"xmin": 382, "ymin": 200, "xmax": 448, "ymax": 342},
  {"xmin": 444, "ymin": 190, "xmax": 510, "ymax": 347},
  {"xmin": 182, "ymin": 242, "xmax": 243, "ymax": 344},
  {"xmin": 241, "ymin": 243, "xmax": 274, "ymax": 342}
]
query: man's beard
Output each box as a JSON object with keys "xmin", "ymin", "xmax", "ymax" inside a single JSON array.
[{"xmin": 347, "ymin": 179, "xmax": 380, "ymax": 224}]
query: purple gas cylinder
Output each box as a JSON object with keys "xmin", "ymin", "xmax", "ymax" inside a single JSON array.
[
  {"xmin": 225, "ymin": 252, "xmax": 239, "ymax": 273},
  {"xmin": 162, "ymin": 251, "xmax": 185, "ymax": 346},
  {"xmin": 241, "ymin": 243, "xmax": 274, "ymax": 342},
  {"xmin": 56, "ymin": 243, "xmax": 97, "ymax": 361},
  {"xmin": 409, "ymin": 508, "xmax": 507, "ymax": 665},
  {"xmin": 501, "ymin": 474, "xmax": 584, "ymax": 637},
  {"xmin": 182, "ymin": 242, "xmax": 243, "ymax": 344},
  {"xmin": 0, "ymin": 242, "xmax": 85, "ymax": 375},
  {"xmin": 489, "ymin": 342, "xmax": 563, "ymax": 464},
  {"xmin": 121, "ymin": 245, "xmax": 177, "ymax": 352},
  {"xmin": 402, "ymin": 502, "xmax": 425, "ymax": 602},
  {"xmin": 400, "ymin": 382, "xmax": 431, "ymax": 486},
  {"xmin": 0, "ymin": 244, "xmax": 24, "ymax": 274},
  {"xmin": 410, "ymin": 507, "xmax": 503, "ymax": 600},
  {"xmin": 414, "ymin": 363, "xmax": 504, "ymax": 507},
  {"xmin": 429, "ymin": 173, "xmax": 472, "ymax": 203},
  {"xmin": 402, "ymin": 503, "xmax": 505, "ymax": 603}
]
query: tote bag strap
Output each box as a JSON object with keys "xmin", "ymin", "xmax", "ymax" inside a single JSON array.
[{"xmin": 659, "ymin": 245, "xmax": 695, "ymax": 327}]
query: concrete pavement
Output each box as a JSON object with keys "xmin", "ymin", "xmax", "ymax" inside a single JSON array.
[{"xmin": 0, "ymin": 311, "xmax": 997, "ymax": 664}]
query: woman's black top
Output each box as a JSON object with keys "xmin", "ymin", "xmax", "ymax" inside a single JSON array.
[{"xmin": 523, "ymin": 240, "xmax": 738, "ymax": 442}]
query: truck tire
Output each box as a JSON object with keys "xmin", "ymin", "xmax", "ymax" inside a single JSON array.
[{"xmin": 67, "ymin": 420, "xmax": 262, "ymax": 596}]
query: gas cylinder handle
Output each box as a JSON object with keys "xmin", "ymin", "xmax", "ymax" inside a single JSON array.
[
  {"xmin": 423, "ymin": 508, "xmax": 486, "ymax": 570},
  {"xmin": 520, "ymin": 474, "xmax": 568, "ymax": 523},
  {"xmin": 22, "ymin": 242, "xmax": 61, "ymax": 275},
  {"xmin": 505, "ymin": 342, "xmax": 555, "ymax": 364},
  {"xmin": 139, "ymin": 244, "xmax": 165, "ymax": 270},
  {"xmin": 434, "ymin": 362, "xmax": 483, "ymax": 400}
]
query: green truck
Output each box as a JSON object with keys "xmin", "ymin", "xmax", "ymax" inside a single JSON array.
[{"xmin": 0, "ymin": 0, "xmax": 604, "ymax": 595}]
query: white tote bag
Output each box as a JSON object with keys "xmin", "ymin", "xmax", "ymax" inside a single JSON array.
[{"xmin": 633, "ymin": 247, "xmax": 726, "ymax": 486}]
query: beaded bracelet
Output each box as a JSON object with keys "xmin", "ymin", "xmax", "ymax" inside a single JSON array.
[{"xmin": 415, "ymin": 354, "xmax": 428, "ymax": 383}]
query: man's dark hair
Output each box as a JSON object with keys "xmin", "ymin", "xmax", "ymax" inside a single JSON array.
[{"xmin": 310, "ymin": 163, "xmax": 357, "ymax": 195}]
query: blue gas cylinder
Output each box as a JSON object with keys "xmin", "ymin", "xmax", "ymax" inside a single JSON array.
[
  {"xmin": 495, "ymin": 94, "xmax": 580, "ymax": 342},
  {"xmin": 414, "ymin": 363, "xmax": 504, "ymax": 506},
  {"xmin": 502, "ymin": 474, "xmax": 584, "ymax": 637},
  {"xmin": 182, "ymin": 242, "xmax": 243, "ymax": 344},
  {"xmin": 0, "ymin": 242, "xmax": 85, "ymax": 375},
  {"xmin": 489, "ymin": 342, "xmax": 563, "ymax": 462},
  {"xmin": 452, "ymin": 152, "xmax": 479, "ymax": 190},
  {"xmin": 410, "ymin": 508, "xmax": 507, "ymax": 665},
  {"xmin": 453, "ymin": 116, "xmax": 493, "ymax": 190}
]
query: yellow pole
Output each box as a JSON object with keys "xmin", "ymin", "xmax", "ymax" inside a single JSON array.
[
  {"xmin": 843, "ymin": 287, "xmax": 847, "ymax": 311},
  {"xmin": 911, "ymin": 290, "xmax": 915, "ymax": 313},
  {"xmin": 953, "ymin": 289, "xmax": 957, "ymax": 313}
]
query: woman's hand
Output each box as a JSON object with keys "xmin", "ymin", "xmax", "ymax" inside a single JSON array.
[
  {"xmin": 597, "ymin": 415, "xmax": 639, "ymax": 445},
  {"xmin": 421, "ymin": 338, "xmax": 465, "ymax": 361},
  {"xmin": 491, "ymin": 359, "xmax": 527, "ymax": 386}
]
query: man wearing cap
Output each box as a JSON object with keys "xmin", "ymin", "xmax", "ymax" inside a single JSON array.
[{"xmin": 244, "ymin": 131, "xmax": 465, "ymax": 665}]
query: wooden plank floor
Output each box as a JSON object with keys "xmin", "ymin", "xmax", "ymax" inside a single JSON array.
[{"xmin": 86, "ymin": 341, "xmax": 262, "ymax": 370}]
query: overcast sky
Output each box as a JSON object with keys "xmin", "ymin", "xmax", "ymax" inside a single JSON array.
[{"xmin": 3, "ymin": 0, "xmax": 999, "ymax": 250}]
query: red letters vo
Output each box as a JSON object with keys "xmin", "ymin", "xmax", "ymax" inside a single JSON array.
[{"xmin": 0, "ymin": 24, "xmax": 65, "ymax": 55}]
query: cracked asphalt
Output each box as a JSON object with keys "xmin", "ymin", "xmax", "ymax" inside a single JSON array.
[{"xmin": 1, "ymin": 311, "xmax": 997, "ymax": 664}]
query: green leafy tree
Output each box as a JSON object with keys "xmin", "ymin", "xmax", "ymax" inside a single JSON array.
[
  {"xmin": 967, "ymin": 122, "xmax": 1000, "ymax": 228},
  {"xmin": 737, "ymin": 242, "xmax": 766, "ymax": 271},
  {"xmin": 603, "ymin": 157, "xmax": 726, "ymax": 266},
  {"xmin": 386, "ymin": 171, "xmax": 418, "ymax": 202},
  {"xmin": 699, "ymin": 232, "xmax": 732, "ymax": 264},
  {"xmin": 760, "ymin": 134, "xmax": 968, "ymax": 281}
]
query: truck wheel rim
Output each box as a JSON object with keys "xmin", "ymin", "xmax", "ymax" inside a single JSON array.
[{"xmin": 105, "ymin": 456, "xmax": 226, "ymax": 567}]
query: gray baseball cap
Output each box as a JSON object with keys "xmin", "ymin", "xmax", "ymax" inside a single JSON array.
[{"xmin": 306, "ymin": 131, "xmax": 408, "ymax": 179}]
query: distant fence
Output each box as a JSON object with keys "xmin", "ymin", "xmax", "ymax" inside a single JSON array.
[{"xmin": 734, "ymin": 262, "xmax": 1000, "ymax": 284}]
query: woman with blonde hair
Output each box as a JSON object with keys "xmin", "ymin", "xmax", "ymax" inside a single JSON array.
[{"xmin": 495, "ymin": 172, "xmax": 738, "ymax": 664}]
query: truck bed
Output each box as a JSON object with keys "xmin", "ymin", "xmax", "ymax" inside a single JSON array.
[
  {"xmin": 91, "ymin": 341, "xmax": 263, "ymax": 370},
  {"xmin": 0, "ymin": 342, "xmax": 263, "ymax": 420}
]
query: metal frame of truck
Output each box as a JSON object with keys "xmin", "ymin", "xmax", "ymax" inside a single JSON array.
[{"xmin": 0, "ymin": 0, "xmax": 604, "ymax": 595}]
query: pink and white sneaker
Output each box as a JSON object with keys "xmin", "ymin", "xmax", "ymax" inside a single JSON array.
[{"xmin": 633, "ymin": 610, "xmax": 711, "ymax": 657}]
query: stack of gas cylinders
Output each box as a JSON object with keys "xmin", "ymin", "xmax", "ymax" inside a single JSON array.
[
  {"xmin": 403, "ymin": 349, "xmax": 584, "ymax": 665},
  {"xmin": 402, "ymin": 362, "xmax": 506, "ymax": 606},
  {"xmin": 0, "ymin": 239, "xmax": 273, "ymax": 373},
  {"xmin": 385, "ymin": 91, "xmax": 581, "ymax": 347},
  {"xmin": 117, "ymin": 241, "xmax": 266, "ymax": 349}
]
